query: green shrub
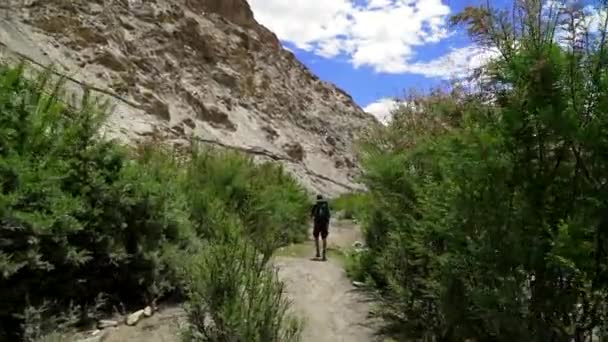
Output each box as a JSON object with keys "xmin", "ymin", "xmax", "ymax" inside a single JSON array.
[
  {"xmin": 353, "ymin": 2, "xmax": 608, "ymax": 341},
  {"xmin": 0, "ymin": 65, "xmax": 191, "ymax": 339},
  {"xmin": 331, "ymin": 192, "xmax": 368, "ymax": 220},
  {"xmin": 177, "ymin": 238, "xmax": 302, "ymax": 342},
  {"xmin": 343, "ymin": 249, "xmax": 375, "ymax": 283},
  {"xmin": 183, "ymin": 147, "xmax": 310, "ymax": 254},
  {"xmin": 0, "ymin": 63, "xmax": 308, "ymax": 340}
]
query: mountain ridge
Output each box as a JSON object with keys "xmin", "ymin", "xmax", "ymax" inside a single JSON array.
[{"xmin": 0, "ymin": 0, "xmax": 378, "ymax": 195}]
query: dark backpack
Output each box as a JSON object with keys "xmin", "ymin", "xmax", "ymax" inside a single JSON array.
[{"xmin": 315, "ymin": 201, "xmax": 330, "ymax": 221}]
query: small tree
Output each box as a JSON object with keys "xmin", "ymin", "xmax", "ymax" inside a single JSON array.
[{"xmin": 355, "ymin": 1, "xmax": 608, "ymax": 340}]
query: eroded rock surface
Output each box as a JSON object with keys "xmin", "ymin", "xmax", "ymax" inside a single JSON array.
[{"xmin": 0, "ymin": 0, "xmax": 379, "ymax": 195}]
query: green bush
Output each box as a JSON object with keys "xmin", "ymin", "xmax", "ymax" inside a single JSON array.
[
  {"xmin": 0, "ymin": 64, "xmax": 307, "ymax": 341},
  {"xmin": 330, "ymin": 192, "xmax": 368, "ymax": 220},
  {"xmin": 183, "ymin": 147, "xmax": 310, "ymax": 257},
  {"xmin": 0, "ymin": 65, "xmax": 189, "ymax": 339},
  {"xmin": 343, "ymin": 248, "xmax": 375, "ymax": 283},
  {"xmin": 177, "ymin": 238, "xmax": 301, "ymax": 342},
  {"xmin": 353, "ymin": 2, "xmax": 608, "ymax": 341}
]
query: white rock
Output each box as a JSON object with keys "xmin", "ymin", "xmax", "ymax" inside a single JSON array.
[
  {"xmin": 352, "ymin": 241, "xmax": 364, "ymax": 248},
  {"xmin": 143, "ymin": 306, "xmax": 153, "ymax": 317},
  {"xmin": 97, "ymin": 319, "xmax": 118, "ymax": 329},
  {"xmin": 89, "ymin": 4, "xmax": 103, "ymax": 14},
  {"xmin": 125, "ymin": 309, "xmax": 145, "ymax": 326}
]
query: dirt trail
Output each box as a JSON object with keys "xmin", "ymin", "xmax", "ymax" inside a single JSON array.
[
  {"xmin": 274, "ymin": 220, "xmax": 379, "ymax": 342},
  {"xmin": 68, "ymin": 220, "xmax": 376, "ymax": 342}
]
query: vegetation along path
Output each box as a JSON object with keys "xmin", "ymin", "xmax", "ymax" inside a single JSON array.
[{"xmin": 66, "ymin": 219, "xmax": 377, "ymax": 342}]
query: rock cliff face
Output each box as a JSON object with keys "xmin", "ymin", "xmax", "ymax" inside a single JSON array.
[{"xmin": 0, "ymin": 0, "xmax": 378, "ymax": 195}]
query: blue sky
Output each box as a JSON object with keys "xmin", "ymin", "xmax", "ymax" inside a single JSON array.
[
  {"xmin": 249, "ymin": 0, "xmax": 606, "ymax": 122},
  {"xmin": 248, "ymin": 0, "xmax": 508, "ymax": 121}
]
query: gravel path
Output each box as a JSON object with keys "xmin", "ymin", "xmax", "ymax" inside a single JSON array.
[
  {"xmin": 274, "ymin": 220, "xmax": 379, "ymax": 342},
  {"xmin": 67, "ymin": 220, "xmax": 377, "ymax": 342}
]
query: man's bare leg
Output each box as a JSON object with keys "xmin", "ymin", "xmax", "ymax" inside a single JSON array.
[
  {"xmin": 321, "ymin": 238, "xmax": 327, "ymax": 261},
  {"xmin": 314, "ymin": 236, "xmax": 321, "ymax": 258}
]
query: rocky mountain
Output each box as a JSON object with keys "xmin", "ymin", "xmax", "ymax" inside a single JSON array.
[{"xmin": 0, "ymin": 0, "xmax": 378, "ymax": 196}]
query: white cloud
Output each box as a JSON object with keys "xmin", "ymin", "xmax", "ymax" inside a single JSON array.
[
  {"xmin": 249, "ymin": 0, "xmax": 451, "ymax": 74},
  {"xmin": 363, "ymin": 98, "xmax": 399, "ymax": 124},
  {"xmin": 405, "ymin": 45, "xmax": 500, "ymax": 79},
  {"xmin": 543, "ymin": 2, "xmax": 608, "ymax": 46},
  {"xmin": 585, "ymin": 5, "xmax": 608, "ymax": 34}
]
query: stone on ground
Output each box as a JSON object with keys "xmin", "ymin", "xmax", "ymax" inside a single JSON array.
[{"xmin": 126, "ymin": 309, "xmax": 145, "ymax": 326}]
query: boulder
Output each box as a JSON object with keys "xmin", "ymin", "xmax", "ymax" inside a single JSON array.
[
  {"xmin": 125, "ymin": 309, "xmax": 145, "ymax": 326},
  {"xmin": 143, "ymin": 306, "xmax": 153, "ymax": 317}
]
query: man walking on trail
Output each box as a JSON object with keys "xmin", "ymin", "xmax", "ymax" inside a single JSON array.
[{"xmin": 311, "ymin": 194, "xmax": 331, "ymax": 261}]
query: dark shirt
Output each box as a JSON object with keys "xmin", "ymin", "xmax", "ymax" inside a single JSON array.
[{"xmin": 311, "ymin": 200, "xmax": 330, "ymax": 223}]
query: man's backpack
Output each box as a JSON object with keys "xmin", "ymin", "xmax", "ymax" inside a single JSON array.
[{"xmin": 315, "ymin": 201, "xmax": 330, "ymax": 221}]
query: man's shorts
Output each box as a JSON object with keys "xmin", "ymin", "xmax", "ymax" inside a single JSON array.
[{"xmin": 313, "ymin": 221, "xmax": 329, "ymax": 239}]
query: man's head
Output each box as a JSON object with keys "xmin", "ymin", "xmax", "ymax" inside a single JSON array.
[{"xmin": 316, "ymin": 194, "xmax": 323, "ymax": 201}]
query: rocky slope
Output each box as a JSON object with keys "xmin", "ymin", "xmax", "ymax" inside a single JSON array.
[{"xmin": 0, "ymin": 0, "xmax": 378, "ymax": 196}]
